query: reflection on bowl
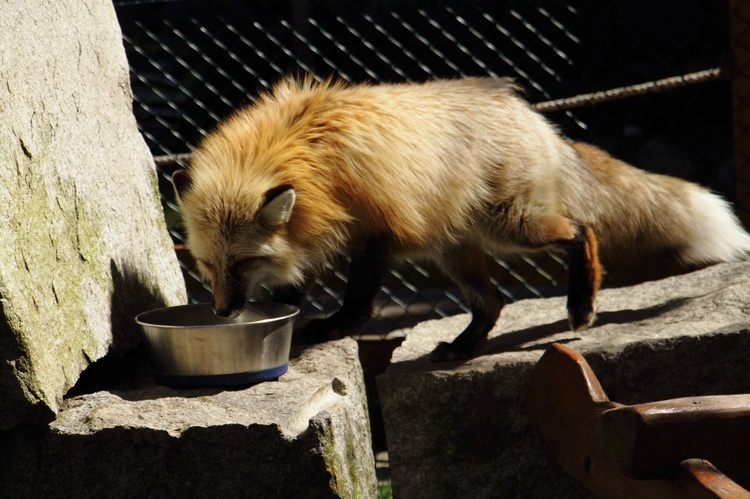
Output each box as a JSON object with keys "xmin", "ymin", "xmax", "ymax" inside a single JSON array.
[{"xmin": 135, "ymin": 302, "xmax": 299, "ymax": 387}]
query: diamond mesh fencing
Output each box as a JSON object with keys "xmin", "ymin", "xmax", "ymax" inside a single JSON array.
[
  {"xmin": 730, "ymin": 0, "xmax": 750, "ymax": 228},
  {"xmin": 114, "ymin": 0, "xmax": 738, "ymax": 337}
]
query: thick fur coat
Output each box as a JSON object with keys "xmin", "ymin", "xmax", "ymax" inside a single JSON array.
[{"xmin": 173, "ymin": 77, "xmax": 750, "ymax": 361}]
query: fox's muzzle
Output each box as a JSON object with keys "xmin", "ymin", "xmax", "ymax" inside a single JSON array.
[{"xmin": 212, "ymin": 276, "xmax": 247, "ymax": 318}]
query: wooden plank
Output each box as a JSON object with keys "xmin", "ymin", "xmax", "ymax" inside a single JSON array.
[
  {"xmin": 521, "ymin": 343, "xmax": 615, "ymax": 478},
  {"xmin": 596, "ymin": 395, "xmax": 750, "ymax": 479},
  {"xmin": 522, "ymin": 344, "xmax": 672, "ymax": 498},
  {"xmin": 676, "ymin": 459, "xmax": 750, "ymax": 499}
]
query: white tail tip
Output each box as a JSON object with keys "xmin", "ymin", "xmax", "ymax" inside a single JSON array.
[{"xmin": 682, "ymin": 188, "xmax": 750, "ymax": 264}]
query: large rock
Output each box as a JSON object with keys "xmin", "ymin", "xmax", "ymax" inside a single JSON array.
[
  {"xmin": 377, "ymin": 262, "xmax": 750, "ymax": 498},
  {"xmin": 0, "ymin": 0, "xmax": 186, "ymax": 429},
  {"xmin": 0, "ymin": 339, "xmax": 376, "ymax": 498}
]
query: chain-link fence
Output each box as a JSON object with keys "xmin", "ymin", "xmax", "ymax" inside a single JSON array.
[
  {"xmin": 114, "ymin": 0, "xmax": 738, "ymax": 336},
  {"xmin": 730, "ymin": 0, "xmax": 750, "ymax": 228}
]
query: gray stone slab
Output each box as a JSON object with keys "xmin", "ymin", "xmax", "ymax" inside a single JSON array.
[
  {"xmin": 0, "ymin": 0, "xmax": 186, "ymax": 428},
  {"xmin": 0, "ymin": 339, "xmax": 377, "ymax": 498},
  {"xmin": 378, "ymin": 262, "xmax": 750, "ymax": 498}
]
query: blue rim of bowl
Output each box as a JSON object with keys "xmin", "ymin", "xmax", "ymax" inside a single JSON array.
[{"xmin": 151, "ymin": 364, "xmax": 288, "ymax": 387}]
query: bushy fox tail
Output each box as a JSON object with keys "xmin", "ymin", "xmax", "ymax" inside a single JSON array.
[
  {"xmin": 677, "ymin": 187, "xmax": 750, "ymax": 263},
  {"xmin": 566, "ymin": 142, "xmax": 750, "ymax": 265}
]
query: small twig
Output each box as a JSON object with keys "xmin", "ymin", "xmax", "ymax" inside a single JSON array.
[{"xmin": 152, "ymin": 152, "xmax": 192, "ymax": 167}]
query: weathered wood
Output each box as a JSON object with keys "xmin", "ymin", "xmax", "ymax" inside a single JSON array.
[
  {"xmin": 676, "ymin": 459, "xmax": 750, "ymax": 499},
  {"xmin": 521, "ymin": 343, "xmax": 750, "ymax": 498},
  {"xmin": 596, "ymin": 395, "xmax": 750, "ymax": 479},
  {"xmin": 521, "ymin": 343, "xmax": 618, "ymax": 484}
]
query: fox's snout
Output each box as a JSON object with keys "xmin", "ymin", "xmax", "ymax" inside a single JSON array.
[
  {"xmin": 211, "ymin": 277, "xmax": 247, "ymax": 318},
  {"xmin": 213, "ymin": 303, "xmax": 244, "ymax": 318}
]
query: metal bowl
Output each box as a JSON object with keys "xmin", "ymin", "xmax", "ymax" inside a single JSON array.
[{"xmin": 135, "ymin": 302, "xmax": 299, "ymax": 387}]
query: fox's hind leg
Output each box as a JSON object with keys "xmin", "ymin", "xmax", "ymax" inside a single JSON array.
[{"xmin": 429, "ymin": 245, "xmax": 505, "ymax": 362}]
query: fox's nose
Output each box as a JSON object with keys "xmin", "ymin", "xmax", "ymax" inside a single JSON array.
[
  {"xmin": 213, "ymin": 293, "xmax": 246, "ymax": 318},
  {"xmin": 212, "ymin": 282, "xmax": 246, "ymax": 318},
  {"xmin": 213, "ymin": 305, "xmax": 243, "ymax": 318},
  {"xmin": 214, "ymin": 306, "xmax": 232, "ymax": 317}
]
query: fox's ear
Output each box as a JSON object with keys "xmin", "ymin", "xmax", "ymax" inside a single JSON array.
[
  {"xmin": 260, "ymin": 185, "xmax": 296, "ymax": 226},
  {"xmin": 172, "ymin": 169, "xmax": 192, "ymax": 200}
]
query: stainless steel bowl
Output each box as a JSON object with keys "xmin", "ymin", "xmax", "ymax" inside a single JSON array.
[{"xmin": 135, "ymin": 302, "xmax": 299, "ymax": 387}]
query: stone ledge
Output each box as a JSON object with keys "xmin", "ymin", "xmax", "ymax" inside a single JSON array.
[
  {"xmin": 0, "ymin": 339, "xmax": 376, "ymax": 499},
  {"xmin": 377, "ymin": 262, "xmax": 750, "ymax": 498}
]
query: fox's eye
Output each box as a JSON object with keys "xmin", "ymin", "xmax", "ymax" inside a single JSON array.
[
  {"xmin": 231, "ymin": 258, "xmax": 255, "ymax": 275},
  {"xmin": 195, "ymin": 259, "xmax": 215, "ymax": 281}
]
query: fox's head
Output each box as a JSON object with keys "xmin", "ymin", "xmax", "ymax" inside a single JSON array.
[{"xmin": 172, "ymin": 169, "xmax": 304, "ymax": 318}]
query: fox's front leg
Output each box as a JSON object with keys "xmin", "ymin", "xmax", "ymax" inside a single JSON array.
[
  {"xmin": 272, "ymin": 279, "xmax": 313, "ymax": 307},
  {"xmin": 566, "ymin": 223, "xmax": 601, "ymax": 330},
  {"xmin": 299, "ymin": 238, "xmax": 390, "ymax": 343}
]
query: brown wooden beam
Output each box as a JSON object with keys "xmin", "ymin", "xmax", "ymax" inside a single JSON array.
[
  {"xmin": 596, "ymin": 394, "xmax": 750, "ymax": 480},
  {"xmin": 522, "ymin": 343, "xmax": 750, "ymax": 498}
]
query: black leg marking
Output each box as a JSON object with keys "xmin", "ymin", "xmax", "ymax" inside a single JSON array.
[
  {"xmin": 429, "ymin": 246, "xmax": 505, "ymax": 362},
  {"xmin": 273, "ymin": 280, "xmax": 312, "ymax": 307},
  {"xmin": 566, "ymin": 224, "xmax": 601, "ymax": 331},
  {"xmin": 429, "ymin": 298, "xmax": 504, "ymax": 361},
  {"xmin": 298, "ymin": 237, "xmax": 389, "ymax": 343}
]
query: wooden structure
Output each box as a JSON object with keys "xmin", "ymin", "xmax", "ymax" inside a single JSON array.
[{"xmin": 522, "ymin": 343, "xmax": 750, "ymax": 498}]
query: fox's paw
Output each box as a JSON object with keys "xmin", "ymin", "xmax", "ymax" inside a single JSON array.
[
  {"xmin": 295, "ymin": 311, "xmax": 369, "ymax": 345},
  {"xmin": 428, "ymin": 341, "xmax": 471, "ymax": 363},
  {"xmin": 567, "ymin": 306, "xmax": 597, "ymax": 332},
  {"xmin": 294, "ymin": 318, "xmax": 346, "ymax": 344}
]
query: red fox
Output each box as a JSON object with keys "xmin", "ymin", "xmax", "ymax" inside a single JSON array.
[{"xmin": 172, "ymin": 76, "xmax": 750, "ymax": 361}]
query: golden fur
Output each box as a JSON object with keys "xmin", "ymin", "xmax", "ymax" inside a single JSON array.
[
  {"xmin": 186, "ymin": 78, "xmax": 576, "ymax": 261},
  {"xmin": 188, "ymin": 77, "xmax": 747, "ymax": 262}
]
